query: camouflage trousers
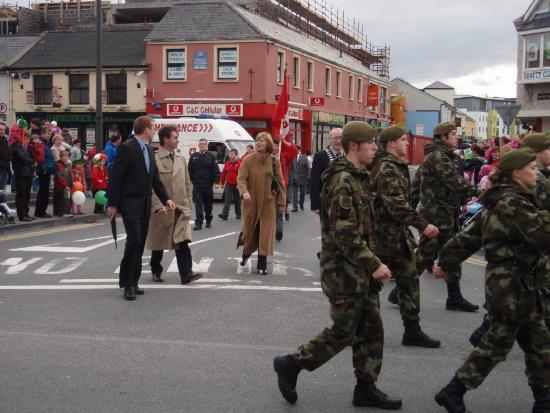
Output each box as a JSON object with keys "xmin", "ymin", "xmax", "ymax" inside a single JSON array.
[
  {"xmin": 416, "ymin": 226, "xmax": 461, "ymax": 283},
  {"xmin": 456, "ymin": 312, "xmax": 550, "ymax": 390},
  {"xmin": 294, "ymin": 292, "xmax": 383, "ymax": 382},
  {"xmin": 381, "ymin": 254, "xmax": 420, "ymax": 324}
]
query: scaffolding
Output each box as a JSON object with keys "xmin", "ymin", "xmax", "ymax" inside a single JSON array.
[{"xmin": 237, "ymin": 0, "xmax": 390, "ymax": 80}]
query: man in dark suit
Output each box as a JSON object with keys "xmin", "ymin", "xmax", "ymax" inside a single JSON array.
[
  {"xmin": 107, "ymin": 116, "xmax": 175, "ymax": 301},
  {"xmin": 290, "ymin": 145, "xmax": 310, "ymax": 211},
  {"xmin": 309, "ymin": 128, "xmax": 343, "ymax": 214}
]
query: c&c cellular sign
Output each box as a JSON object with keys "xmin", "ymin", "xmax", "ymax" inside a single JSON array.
[{"xmin": 167, "ymin": 103, "xmax": 243, "ymax": 117}]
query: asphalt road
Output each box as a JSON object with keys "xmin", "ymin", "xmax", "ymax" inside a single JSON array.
[{"xmin": 0, "ymin": 200, "xmax": 531, "ymax": 413}]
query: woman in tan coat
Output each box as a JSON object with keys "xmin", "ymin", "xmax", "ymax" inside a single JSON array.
[
  {"xmin": 146, "ymin": 125, "xmax": 201, "ymax": 284},
  {"xmin": 237, "ymin": 132, "xmax": 286, "ymax": 274}
]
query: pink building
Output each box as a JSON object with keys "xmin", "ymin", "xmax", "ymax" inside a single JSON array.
[{"xmin": 145, "ymin": 0, "xmax": 391, "ymax": 152}]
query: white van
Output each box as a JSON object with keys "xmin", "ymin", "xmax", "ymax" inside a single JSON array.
[{"xmin": 150, "ymin": 117, "xmax": 255, "ymax": 199}]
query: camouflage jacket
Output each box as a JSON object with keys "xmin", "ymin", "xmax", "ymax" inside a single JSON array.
[
  {"xmin": 438, "ymin": 180, "xmax": 550, "ymax": 320},
  {"xmin": 535, "ymin": 165, "xmax": 550, "ymax": 211},
  {"xmin": 319, "ymin": 157, "xmax": 383, "ymax": 299},
  {"xmin": 370, "ymin": 150, "xmax": 428, "ymax": 257},
  {"xmin": 417, "ymin": 140, "xmax": 479, "ymax": 230}
]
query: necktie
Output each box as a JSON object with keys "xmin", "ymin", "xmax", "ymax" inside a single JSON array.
[
  {"xmin": 169, "ymin": 151, "xmax": 174, "ymax": 161},
  {"xmin": 143, "ymin": 145, "xmax": 150, "ymax": 174}
]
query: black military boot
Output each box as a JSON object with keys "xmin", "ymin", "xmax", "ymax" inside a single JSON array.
[
  {"xmin": 273, "ymin": 355, "xmax": 301, "ymax": 404},
  {"xmin": 402, "ymin": 321, "xmax": 441, "ymax": 348},
  {"xmin": 388, "ymin": 286, "xmax": 399, "ymax": 305},
  {"xmin": 446, "ymin": 281, "xmax": 479, "ymax": 312},
  {"xmin": 469, "ymin": 317, "xmax": 489, "ymax": 347},
  {"xmin": 434, "ymin": 376, "xmax": 467, "ymax": 413},
  {"xmin": 531, "ymin": 385, "xmax": 550, "ymax": 413},
  {"xmin": 353, "ymin": 378, "xmax": 402, "ymax": 409},
  {"xmin": 257, "ymin": 255, "xmax": 267, "ymax": 275}
]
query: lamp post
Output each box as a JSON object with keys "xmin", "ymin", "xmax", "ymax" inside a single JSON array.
[{"xmin": 95, "ymin": 0, "xmax": 103, "ymax": 152}]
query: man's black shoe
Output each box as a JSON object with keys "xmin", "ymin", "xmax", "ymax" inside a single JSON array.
[
  {"xmin": 403, "ymin": 322, "xmax": 441, "ymax": 348},
  {"xmin": 291, "ymin": 208, "xmax": 298, "ymax": 212},
  {"xmin": 284, "ymin": 213, "xmax": 289, "ymax": 221},
  {"xmin": 218, "ymin": 214, "xmax": 228, "ymax": 221},
  {"xmin": 434, "ymin": 376, "xmax": 467, "ymax": 413},
  {"xmin": 275, "ymin": 231, "xmax": 283, "ymax": 241},
  {"xmin": 35, "ymin": 213, "xmax": 52, "ymax": 218},
  {"xmin": 353, "ymin": 381, "xmax": 402, "ymax": 409},
  {"xmin": 531, "ymin": 385, "xmax": 550, "ymax": 413},
  {"xmin": 152, "ymin": 271, "xmax": 164, "ymax": 282},
  {"xmin": 134, "ymin": 286, "xmax": 144, "ymax": 295},
  {"xmin": 236, "ymin": 214, "xmax": 241, "ymax": 219},
  {"xmin": 181, "ymin": 271, "xmax": 202, "ymax": 285},
  {"xmin": 317, "ymin": 251, "xmax": 321, "ymax": 259},
  {"xmin": 123, "ymin": 286, "xmax": 136, "ymax": 301},
  {"xmin": 388, "ymin": 287, "xmax": 399, "ymax": 305},
  {"xmin": 300, "ymin": 204, "xmax": 304, "ymax": 210},
  {"xmin": 273, "ymin": 355, "xmax": 300, "ymax": 404},
  {"xmin": 205, "ymin": 221, "xmax": 212, "ymax": 228},
  {"xmin": 193, "ymin": 222, "xmax": 202, "ymax": 231},
  {"xmin": 20, "ymin": 216, "xmax": 33, "ymax": 222},
  {"xmin": 446, "ymin": 297, "xmax": 479, "ymax": 312}
]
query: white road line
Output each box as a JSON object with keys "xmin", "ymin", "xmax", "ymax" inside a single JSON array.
[
  {"xmin": 59, "ymin": 278, "xmax": 245, "ymax": 283},
  {"xmin": 10, "ymin": 235, "xmax": 127, "ymax": 253},
  {"xmin": 0, "ymin": 284, "xmax": 322, "ymax": 292},
  {"xmin": 189, "ymin": 232, "xmax": 240, "ymax": 246}
]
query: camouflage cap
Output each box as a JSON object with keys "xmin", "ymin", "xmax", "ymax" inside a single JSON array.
[
  {"xmin": 522, "ymin": 133, "xmax": 550, "ymax": 153},
  {"xmin": 341, "ymin": 121, "xmax": 376, "ymax": 144},
  {"xmin": 379, "ymin": 126, "xmax": 407, "ymax": 143},
  {"xmin": 497, "ymin": 148, "xmax": 537, "ymax": 171},
  {"xmin": 433, "ymin": 121, "xmax": 457, "ymax": 136}
]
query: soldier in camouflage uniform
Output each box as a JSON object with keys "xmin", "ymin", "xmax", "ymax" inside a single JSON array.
[
  {"xmin": 370, "ymin": 126, "xmax": 440, "ymax": 348},
  {"xmin": 415, "ymin": 122, "xmax": 480, "ymax": 312},
  {"xmin": 432, "ymin": 148, "xmax": 550, "ymax": 413},
  {"xmin": 273, "ymin": 121, "xmax": 402, "ymax": 410}
]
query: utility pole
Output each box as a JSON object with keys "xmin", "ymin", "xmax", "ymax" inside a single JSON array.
[{"xmin": 95, "ymin": 0, "xmax": 103, "ymax": 152}]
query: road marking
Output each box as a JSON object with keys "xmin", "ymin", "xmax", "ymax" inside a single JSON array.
[
  {"xmin": 0, "ymin": 257, "xmax": 43, "ymax": 274},
  {"xmin": 0, "ymin": 284, "xmax": 322, "ymax": 292},
  {"xmin": 34, "ymin": 257, "xmax": 89, "ymax": 275},
  {"xmin": 466, "ymin": 257, "xmax": 487, "ymax": 267},
  {"xmin": 11, "ymin": 235, "xmax": 126, "ymax": 253},
  {"xmin": 168, "ymin": 257, "xmax": 213, "ymax": 273},
  {"xmin": 189, "ymin": 232, "xmax": 239, "ymax": 246},
  {"xmin": 0, "ymin": 223, "xmax": 102, "ymax": 241},
  {"xmin": 59, "ymin": 278, "xmax": 246, "ymax": 283}
]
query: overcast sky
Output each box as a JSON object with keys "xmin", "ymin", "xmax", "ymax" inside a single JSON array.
[{"xmin": 336, "ymin": 0, "xmax": 526, "ymax": 97}]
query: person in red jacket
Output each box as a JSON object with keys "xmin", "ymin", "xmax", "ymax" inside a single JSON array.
[
  {"xmin": 218, "ymin": 149, "xmax": 241, "ymax": 220},
  {"xmin": 92, "ymin": 154, "xmax": 108, "ymax": 214},
  {"xmin": 273, "ymin": 139, "xmax": 298, "ymax": 240},
  {"xmin": 53, "ymin": 150, "xmax": 72, "ymax": 217}
]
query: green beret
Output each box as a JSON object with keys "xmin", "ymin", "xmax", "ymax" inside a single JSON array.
[
  {"xmin": 497, "ymin": 148, "xmax": 537, "ymax": 171},
  {"xmin": 342, "ymin": 121, "xmax": 376, "ymax": 144},
  {"xmin": 379, "ymin": 126, "xmax": 406, "ymax": 143},
  {"xmin": 433, "ymin": 122, "xmax": 457, "ymax": 136},
  {"xmin": 522, "ymin": 133, "xmax": 550, "ymax": 153}
]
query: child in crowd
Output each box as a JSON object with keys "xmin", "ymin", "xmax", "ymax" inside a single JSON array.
[
  {"xmin": 28, "ymin": 134, "xmax": 45, "ymax": 192},
  {"xmin": 91, "ymin": 154, "xmax": 108, "ymax": 214},
  {"xmin": 70, "ymin": 139, "xmax": 84, "ymax": 163},
  {"xmin": 218, "ymin": 149, "xmax": 241, "ymax": 220},
  {"xmin": 53, "ymin": 150, "xmax": 72, "ymax": 217},
  {"xmin": 478, "ymin": 164, "xmax": 492, "ymax": 191},
  {"xmin": 70, "ymin": 160, "xmax": 87, "ymax": 214}
]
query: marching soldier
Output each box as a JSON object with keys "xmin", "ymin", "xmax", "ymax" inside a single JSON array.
[
  {"xmin": 371, "ymin": 126, "xmax": 440, "ymax": 348},
  {"xmin": 273, "ymin": 121, "xmax": 402, "ymax": 410},
  {"xmin": 433, "ymin": 149, "xmax": 550, "ymax": 413},
  {"xmin": 414, "ymin": 122, "xmax": 479, "ymax": 312}
]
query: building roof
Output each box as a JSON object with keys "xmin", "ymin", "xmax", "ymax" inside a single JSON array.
[
  {"xmin": 146, "ymin": 1, "xmax": 263, "ymax": 42},
  {"xmin": 391, "ymin": 78, "xmax": 453, "ymax": 107},
  {"xmin": 0, "ymin": 35, "xmax": 38, "ymax": 68},
  {"xmin": 423, "ymin": 81, "xmax": 454, "ymax": 90},
  {"xmin": 147, "ymin": 0, "xmax": 386, "ymax": 83},
  {"xmin": 10, "ymin": 30, "xmax": 151, "ymax": 69}
]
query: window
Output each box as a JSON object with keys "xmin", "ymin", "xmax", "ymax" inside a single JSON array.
[
  {"xmin": 348, "ymin": 75, "xmax": 354, "ymax": 100},
  {"xmin": 277, "ymin": 51, "xmax": 285, "ymax": 84},
  {"xmin": 357, "ymin": 78, "xmax": 363, "ymax": 102},
  {"xmin": 292, "ymin": 56, "xmax": 300, "ymax": 88},
  {"xmin": 380, "ymin": 87, "xmax": 387, "ymax": 113},
  {"xmin": 69, "ymin": 74, "xmax": 89, "ymax": 105},
  {"xmin": 33, "ymin": 75, "xmax": 52, "ymax": 105},
  {"xmin": 523, "ymin": 34, "xmax": 550, "ymax": 68},
  {"xmin": 544, "ymin": 34, "xmax": 550, "ymax": 67},
  {"xmin": 336, "ymin": 71, "xmax": 342, "ymax": 97},
  {"xmin": 307, "ymin": 61, "xmax": 314, "ymax": 91},
  {"xmin": 166, "ymin": 48, "xmax": 186, "ymax": 80},
  {"xmin": 216, "ymin": 47, "xmax": 238, "ymax": 81},
  {"xmin": 106, "ymin": 74, "xmax": 127, "ymax": 104},
  {"xmin": 325, "ymin": 67, "xmax": 331, "ymax": 95}
]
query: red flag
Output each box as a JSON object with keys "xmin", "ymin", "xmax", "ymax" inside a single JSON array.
[{"xmin": 272, "ymin": 69, "xmax": 290, "ymax": 145}]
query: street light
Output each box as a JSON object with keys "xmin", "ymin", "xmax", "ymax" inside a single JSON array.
[{"xmin": 95, "ymin": 0, "xmax": 103, "ymax": 152}]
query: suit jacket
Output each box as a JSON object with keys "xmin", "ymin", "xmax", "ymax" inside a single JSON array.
[
  {"xmin": 107, "ymin": 137, "xmax": 169, "ymax": 219},
  {"xmin": 291, "ymin": 153, "xmax": 310, "ymax": 186},
  {"xmin": 310, "ymin": 147, "xmax": 341, "ymax": 210}
]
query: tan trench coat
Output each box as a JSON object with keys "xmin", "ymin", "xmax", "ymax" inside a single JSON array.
[
  {"xmin": 237, "ymin": 151, "xmax": 285, "ymax": 256},
  {"xmin": 146, "ymin": 146, "xmax": 193, "ymax": 251}
]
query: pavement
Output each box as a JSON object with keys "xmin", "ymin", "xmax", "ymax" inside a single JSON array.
[{"xmin": 0, "ymin": 199, "xmax": 532, "ymax": 413}]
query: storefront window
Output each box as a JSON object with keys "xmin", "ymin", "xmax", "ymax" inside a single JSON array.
[{"xmin": 526, "ymin": 35, "xmax": 541, "ymax": 69}]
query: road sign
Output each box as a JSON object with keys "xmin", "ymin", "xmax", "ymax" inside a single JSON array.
[{"xmin": 495, "ymin": 105, "xmax": 521, "ymax": 128}]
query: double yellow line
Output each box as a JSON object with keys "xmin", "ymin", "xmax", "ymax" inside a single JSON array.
[{"xmin": 0, "ymin": 223, "xmax": 102, "ymax": 241}]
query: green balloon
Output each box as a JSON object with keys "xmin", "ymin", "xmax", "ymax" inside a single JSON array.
[
  {"xmin": 95, "ymin": 190, "xmax": 108, "ymax": 206},
  {"xmin": 17, "ymin": 117, "xmax": 28, "ymax": 129}
]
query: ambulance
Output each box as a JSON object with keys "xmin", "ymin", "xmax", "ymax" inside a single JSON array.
[{"xmin": 150, "ymin": 116, "xmax": 256, "ymax": 199}]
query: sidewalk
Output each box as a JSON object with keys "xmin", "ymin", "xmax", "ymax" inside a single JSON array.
[{"xmin": 0, "ymin": 190, "xmax": 105, "ymax": 234}]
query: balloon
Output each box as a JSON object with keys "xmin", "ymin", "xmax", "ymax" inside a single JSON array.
[
  {"xmin": 72, "ymin": 182, "xmax": 84, "ymax": 193},
  {"xmin": 93, "ymin": 153, "xmax": 102, "ymax": 164},
  {"xmin": 95, "ymin": 190, "xmax": 108, "ymax": 206},
  {"xmin": 72, "ymin": 191, "xmax": 86, "ymax": 206},
  {"xmin": 17, "ymin": 117, "xmax": 28, "ymax": 129}
]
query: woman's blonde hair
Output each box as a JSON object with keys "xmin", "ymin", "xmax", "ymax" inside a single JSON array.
[
  {"xmin": 52, "ymin": 134, "xmax": 63, "ymax": 144},
  {"xmin": 255, "ymin": 131, "xmax": 275, "ymax": 154}
]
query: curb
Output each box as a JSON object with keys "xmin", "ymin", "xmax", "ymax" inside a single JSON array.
[{"xmin": 0, "ymin": 214, "xmax": 107, "ymax": 235}]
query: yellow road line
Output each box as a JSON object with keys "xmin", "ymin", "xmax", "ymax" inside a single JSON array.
[
  {"xmin": 466, "ymin": 257, "xmax": 487, "ymax": 267},
  {"xmin": 0, "ymin": 223, "xmax": 102, "ymax": 241}
]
